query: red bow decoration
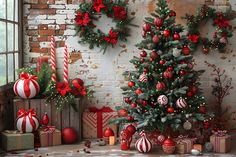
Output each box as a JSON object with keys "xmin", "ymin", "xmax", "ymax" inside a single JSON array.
[
  {"xmin": 103, "ymin": 29, "xmax": 118, "ymax": 46},
  {"xmin": 88, "ymin": 106, "xmax": 114, "ymax": 113},
  {"xmin": 71, "ymin": 81, "xmax": 87, "ymax": 97},
  {"xmin": 188, "ymin": 34, "xmax": 199, "ymax": 43},
  {"xmin": 92, "ymin": 0, "xmax": 106, "ymax": 13},
  {"xmin": 75, "ymin": 12, "xmax": 91, "ymax": 27},
  {"xmin": 113, "ymin": 6, "xmax": 127, "ymax": 20},
  {"xmin": 213, "ymin": 130, "xmax": 228, "ymax": 137},
  {"xmin": 56, "ymin": 82, "xmax": 71, "ymax": 97},
  {"xmin": 43, "ymin": 126, "xmax": 56, "ymax": 133},
  {"xmin": 214, "ymin": 15, "xmax": 230, "ymax": 28},
  {"xmin": 19, "ymin": 72, "xmax": 38, "ymax": 98},
  {"xmin": 17, "ymin": 108, "xmax": 36, "ymax": 118}
]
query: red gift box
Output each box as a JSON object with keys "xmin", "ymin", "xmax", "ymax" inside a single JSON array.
[{"xmin": 82, "ymin": 106, "xmax": 117, "ymax": 139}]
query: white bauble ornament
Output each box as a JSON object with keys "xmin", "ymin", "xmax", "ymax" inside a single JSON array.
[
  {"xmin": 135, "ymin": 131, "xmax": 152, "ymax": 153},
  {"xmin": 161, "ymin": 117, "xmax": 167, "ymax": 123},
  {"xmin": 139, "ymin": 73, "xmax": 148, "ymax": 82},
  {"xmin": 172, "ymin": 48, "xmax": 181, "ymax": 57},
  {"xmin": 176, "ymin": 97, "xmax": 188, "ymax": 108},
  {"xmin": 157, "ymin": 95, "xmax": 168, "ymax": 106},
  {"xmin": 183, "ymin": 120, "xmax": 192, "ymax": 130}
]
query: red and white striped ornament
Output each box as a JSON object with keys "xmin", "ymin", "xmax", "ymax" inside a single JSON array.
[
  {"xmin": 50, "ymin": 35, "xmax": 57, "ymax": 82},
  {"xmin": 13, "ymin": 72, "xmax": 40, "ymax": 99},
  {"xmin": 63, "ymin": 44, "xmax": 69, "ymax": 83},
  {"xmin": 16, "ymin": 109, "xmax": 39, "ymax": 133},
  {"xmin": 157, "ymin": 95, "xmax": 168, "ymax": 106},
  {"xmin": 176, "ymin": 97, "xmax": 188, "ymax": 108},
  {"xmin": 139, "ymin": 73, "xmax": 148, "ymax": 82},
  {"xmin": 135, "ymin": 131, "xmax": 152, "ymax": 153}
]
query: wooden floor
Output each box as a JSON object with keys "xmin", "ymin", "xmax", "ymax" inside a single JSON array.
[{"xmin": 1, "ymin": 142, "xmax": 236, "ymax": 157}]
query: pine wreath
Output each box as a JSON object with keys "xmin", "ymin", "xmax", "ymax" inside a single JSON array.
[
  {"xmin": 184, "ymin": 5, "xmax": 235, "ymax": 54},
  {"xmin": 74, "ymin": 0, "xmax": 134, "ymax": 53}
]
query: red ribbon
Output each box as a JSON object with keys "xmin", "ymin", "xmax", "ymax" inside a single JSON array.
[
  {"xmin": 20, "ymin": 72, "xmax": 38, "ymax": 98},
  {"xmin": 43, "ymin": 126, "xmax": 56, "ymax": 134},
  {"xmin": 213, "ymin": 130, "xmax": 228, "ymax": 137},
  {"xmin": 88, "ymin": 106, "xmax": 114, "ymax": 138},
  {"xmin": 17, "ymin": 109, "xmax": 37, "ymax": 133}
]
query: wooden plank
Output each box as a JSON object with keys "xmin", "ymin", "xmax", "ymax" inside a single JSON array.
[
  {"xmin": 29, "ymin": 99, "xmax": 41, "ymax": 118},
  {"xmin": 40, "ymin": 99, "xmax": 52, "ymax": 125},
  {"xmin": 61, "ymin": 102, "xmax": 70, "ymax": 129},
  {"xmin": 51, "ymin": 102, "xmax": 62, "ymax": 130},
  {"xmin": 69, "ymin": 98, "xmax": 82, "ymax": 142}
]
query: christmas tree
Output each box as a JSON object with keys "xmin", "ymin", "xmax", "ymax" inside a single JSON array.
[{"xmin": 114, "ymin": 0, "xmax": 213, "ymax": 133}]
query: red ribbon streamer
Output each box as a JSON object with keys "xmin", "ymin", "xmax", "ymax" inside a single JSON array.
[
  {"xmin": 20, "ymin": 72, "xmax": 38, "ymax": 98},
  {"xmin": 88, "ymin": 107, "xmax": 114, "ymax": 138}
]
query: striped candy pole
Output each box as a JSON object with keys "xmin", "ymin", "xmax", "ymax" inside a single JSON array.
[
  {"xmin": 63, "ymin": 44, "xmax": 69, "ymax": 83},
  {"xmin": 50, "ymin": 35, "xmax": 56, "ymax": 82}
]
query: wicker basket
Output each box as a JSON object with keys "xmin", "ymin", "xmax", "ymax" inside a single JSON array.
[{"xmin": 162, "ymin": 145, "xmax": 176, "ymax": 154}]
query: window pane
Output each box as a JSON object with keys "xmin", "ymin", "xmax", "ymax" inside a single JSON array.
[
  {"xmin": 0, "ymin": 21, "xmax": 6, "ymax": 53},
  {"xmin": 0, "ymin": 55, "xmax": 6, "ymax": 86},
  {"xmin": 15, "ymin": 25, "xmax": 18, "ymax": 51},
  {"xmin": 15, "ymin": 0, "xmax": 18, "ymax": 22},
  {"xmin": 8, "ymin": 53, "xmax": 14, "ymax": 82},
  {"xmin": 7, "ymin": 23, "xmax": 14, "ymax": 51},
  {"xmin": 7, "ymin": 0, "xmax": 14, "ymax": 21},
  {"xmin": 15, "ymin": 53, "xmax": 19, "ymax": 79},
  {"xmin": 0, "ymin": 0, "xmax": 6, "ymax": 19}
]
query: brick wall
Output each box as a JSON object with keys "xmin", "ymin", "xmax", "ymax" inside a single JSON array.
[{"xmin": 23, "ymin": 0, "xmax": 236, "ymax": 112}]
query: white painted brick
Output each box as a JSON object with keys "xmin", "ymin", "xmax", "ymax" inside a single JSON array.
[
  {"xmin": 28, "ymin": 25, "xmax": 38, "ymax": 29},
  {"xmin": 66, "ymin": 25, "xmax": 75, "ymax": 29},
  {"xmin": 66, "ymin": 4, "xmax": 78, "ymax": 10},
  {"xmin": 28, "ymin": 19, "xmax": 55, "ymax": 25},
  {"xmin": 67, "ymin": 14, "xmax": 76, "ymax": 20},
  {"xmin": 49, "ymin": 4, "xmax": 66, "ymax": 9},
  {"xmin": 56, "ymin": 19, "xmax": 66, "ymax": 24},
  {"xmin": 56, "ymin": 10, "xmax": 75, "ymax": 14},
  {"xmin": 55, "ymin": 0, "xmax": 67, "ymax": 4},
  {"xmin": 28, "ymin": 15, "xmax": 47, "ymax": 20},
  {"xmin": 54, "ymin": 36, "xmax": 65, "ymax": 41},
  {"xmin": 47, "ymin": 15, "xmax": 67, "ymax": 20},
  {"xmin": 64, "ymin": 29, "xmax": 76, "ymax": 35},
  {"xmin": 40, "ymin": 42, "xmax": 51, "ymax": 48},
  {"xmin": 65, "ymin": 19, "xmax": 74, "ymax": 24}
]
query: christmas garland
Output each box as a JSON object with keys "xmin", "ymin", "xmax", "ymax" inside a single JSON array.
[
  {"xmin": 74, "ymin": 0, "xmax": 134, "ymax": 53},
  {"xmin": 184, "ymin": 5, "xmax": 235, "ymax": 54}
]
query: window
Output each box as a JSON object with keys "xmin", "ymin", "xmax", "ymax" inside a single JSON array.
[{"xmin": 0, "ymin": 0, "xmax": 22, "ymax": 86}]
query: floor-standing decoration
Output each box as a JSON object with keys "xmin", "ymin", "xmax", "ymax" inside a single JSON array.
[
  {"xmin": 135, "ymin": 131, "xmax": 152, "ymax": 153},
  {"xmin": 74, "ymin": 0, "xmax": 135, "ymax": 53}
]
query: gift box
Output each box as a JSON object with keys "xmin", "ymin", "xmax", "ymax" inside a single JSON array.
[
  {"xmin": 193, "ymin": 144, "xmax": 203, "ymax": 152},
  {"xmin": 210, "ymin": 130, "xmax": 231, "ymax": 153},
  {"xmin": 39, "ymin": 127, "xmax": 61, "ymax": 147},
  {"xmin": 1, "ymin": 130, "xmax": 34, "ymax": 151},
  {"xmin": 82, "ymin": 107, "xmax": 118, "ymax": 139},
  {"xmin": 174, "ymin": 135, "xmax": 194, "ymax": 154}
]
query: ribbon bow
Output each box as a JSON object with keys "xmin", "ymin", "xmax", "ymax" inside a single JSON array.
[
  {"xmin": 20, "ymin": 72, "xmax": 38, "ymax": 81},
  {"xmin": 17, "ymin": 108, "xmax": 36, "ymax": 118},
  {"xmin": 139, "ymin": 131, "xmax": 146, "ymax": 137},
  {"xmin": 213, "ymin": 130, "xmax": 228, "ymax": 137},
  {"xmin": 88, "ymin": 106, "xmax": 114, "ymax": 113},
  {"xmin": 43, "ymin": 126, "xmax": 56, "ymax": 133}
]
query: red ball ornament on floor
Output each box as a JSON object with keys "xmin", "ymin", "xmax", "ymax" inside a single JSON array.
[
  {"xmin": 126, "ymin": 124, "xmax": 136, "ymax": 135},
  {"xmin": 143, "ymin": 23, "xmax": 151, "ymax": 32},
  {"xmin": 41, "ymin": 112, "xmax": 49, "ymax": 126},
  {"xmin": 182, "ymin": 46, "xmax": 191, "ymax": 55},
  {"xmin": 62, "ymin": 127, "xmax": 78, "ymax": 144},
  {"xmin": 162, "ymin": 137, "xmax": 176, "ymax": 154},
  {"xmin": 154, "ymin": 18, "xmax": 163, "ymax": 27},
  {"xmin": 163, "ymin": 30, "xmax": 170, "ymax": 38},
  {"xmin": 119, "ymin": 109, "xmax": 128, "ymax": 117},
  {"xmin": 169, "ymin": 10, "xmax": 176, "ymax": 17},
  {"xmin": 103, "ymin": 128, "xmax": 114, "ymax": 137},
  {"xmin": 173, "ymin": 33, "xmax": 180, "ymax": 40},
  {"xmin": 128, "ymin": 81, "xmax": 135, "ymax": 88},
  {"xmin": 167, "ymin": 107, "xmax": 174, "ymax": 113},
  {"xmin": 152, "ymin": 35, "xmax": 160, "ymax": 44},
  {"xmin": 140, "ymin": 50, "xmax": 147, "ymax": 57},
  {"xmin": 156, "ymin": 82, "xmax": 166, "ymax": 91},
  {"xmin": 135, "ymin": 88, "xmax": 143, "ymax": 95}
]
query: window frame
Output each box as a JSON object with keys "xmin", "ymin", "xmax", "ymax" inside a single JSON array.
[{"xmin": 0, "ymin": 0, "xmax": 23, "ymax": 91}]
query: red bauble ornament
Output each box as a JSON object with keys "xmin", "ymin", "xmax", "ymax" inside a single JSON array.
[
  {"xmin": 187, "ymin": 91, "xmax": 193, "ymax": 97},
  {"xmin": 156, "ymin": 82, "xmax": 166, "ymax": 91},
  {"xmin": 167, "ymin": 107, "xmax": 174, "ymax": 113},
  {"xmin": 159, "ymin": 59, "xmax": 165, "ymax": 65},
  {"xmin": 163, "ymin": 70, "xmax": 173, "ymax": 79},
  {"xmin": 179, "ymin": 70, "xmax": 186, "ymax": 76},
  {"xmin": 167, "ymin": 66, "xmax": 174, "ymax": 71},
  {"xmin": 173, "ymin": 33, "xmax": 180, "ymax": 40},
  {"xmin": 162, "ymin": 137, "xmax": 176, "ymax": 154},
  {"xmin": 127, "ymin": 116, "xmax": 134, "ymax": 121},
  {"xmin": 140, "ymin": 50, "xmax": 147, "ymax": 57},
  {"xmin": 163, "ymin": 30, "xmax": 170, "ymax": 38},
  {"xmin": 131, "ymin": 103, "xmax": 137, "ymax": 108},
  {"xmin": 190, "ymin": 86, "xmax": 198, "ymax": 94},
  {"xmin": 71, "ymin": 78, "xmax": 84, "ymax": 87},
  {"xmin": 169, "ymin": 10, "xmax": 176, "ymax": 17},
  {"xmin": 143, "ymin": 68, "xmax": 149, "ymax": 73},
  {"xmin": 41, "ymin": 112, "xmax": 49, "ymax": 126},
  {"xmin": 150, "ymin": 51, "xmax": 158, "ymax": 60},
  {"xmin": 120, "ymin": 129, "xmax": 132, "ymax": 150},
  {"xmin": 126, "ymin": 124, "xmax": 136, "ymax": 135},
  {"xmin": 199, "ymin": 106, "xmax": 206, "ymax": 114},
  {"xmin": 103, "ymin": 128, "xmax": 115, "ymax": 137},
  {"xmin": 119, "ymin": 109, "xmax": 128, "ymax": 117},
  {"xmin": 62, "ymin": 127, "xmax": 78, "ymax": 144},
  {"xmin": 124, "ymin": 97, "xmax": 131, "ymax": 104},
  {"xmin": 163, "ymin": 137, "xmax": 175, "ymax": 146},
  {"xmin": 182, "ymin": 46, "xmax": 191, "ymax": 55},
  {"xmin": 154, "ymin": 18, "xmax": 163, "ymax": 27},
  {"xmin": 142, "ymin": 30, "xmax": 147, "ymax": 38},
  {"xmin": 143, "ymin": 23, "xmax": 151, "ymax": 32},
  {"xmin": 128, "ymin": 81, "xmax": 135, "ymax": 87},
  {"xmin": 135, "ymin": 88, "xmax": 143, "ymax": 95},
  {"xmin": 152, "ymin": 35, "xmax": 160, "ymax": 44},
  {"xmin": 203, "ymin": 121, "xmax": 211, "ymax": 130},
  {"xmin": 140, "ymin": 58, "xmax": 144, "ymax": 63},
  {"xmin": 142, "ymin": 100, "xmax": 148, "ymax": 106}
]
